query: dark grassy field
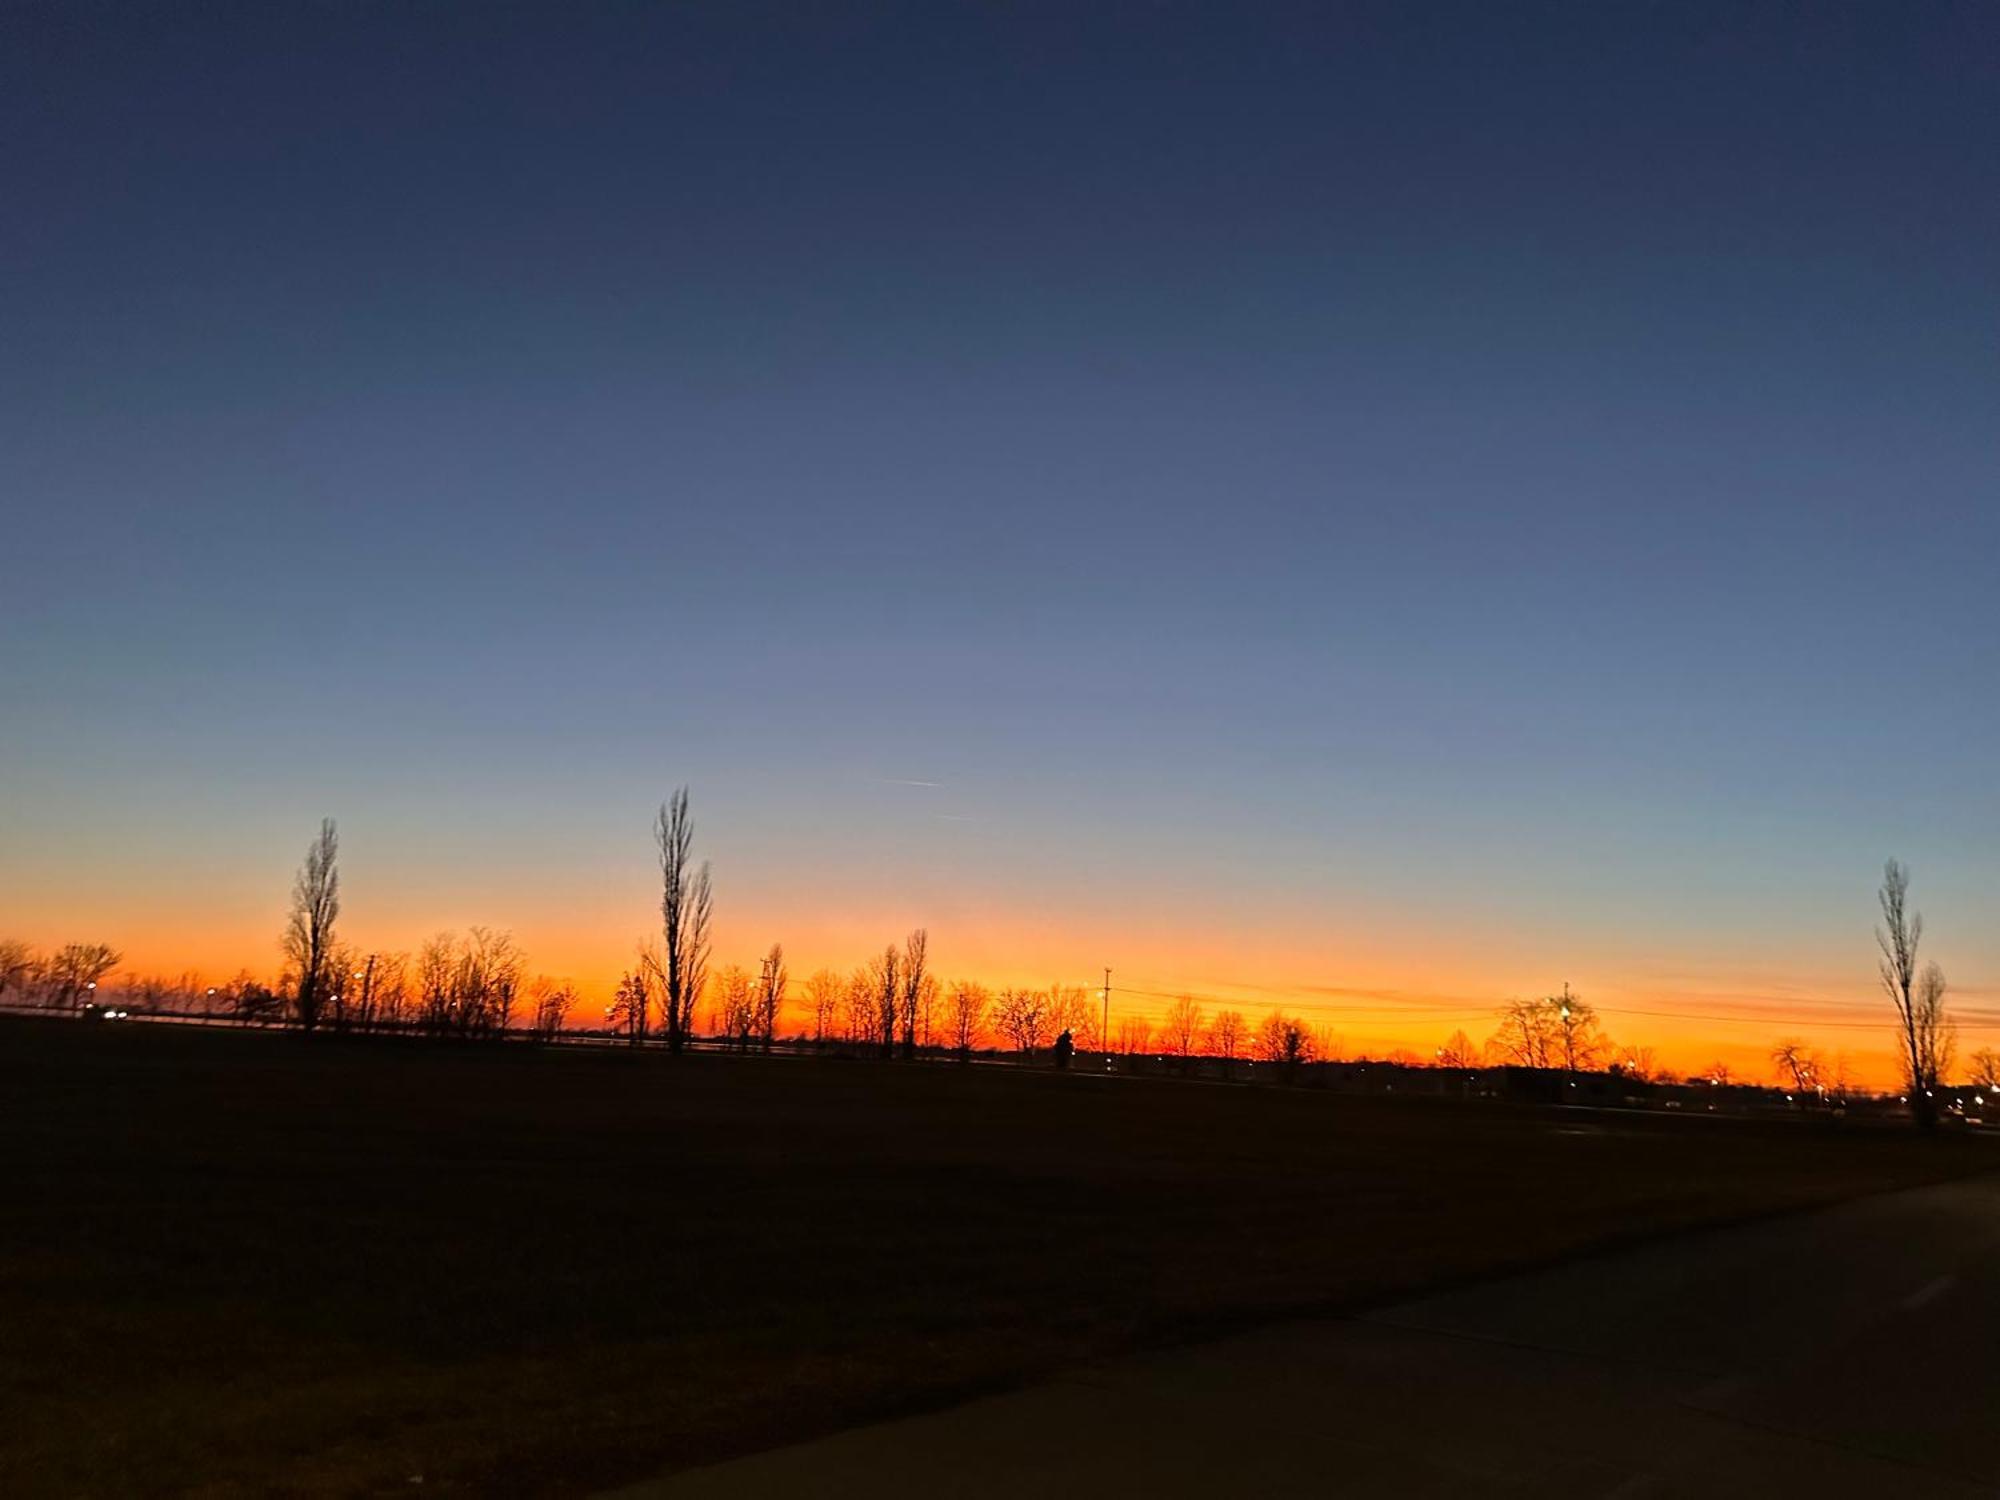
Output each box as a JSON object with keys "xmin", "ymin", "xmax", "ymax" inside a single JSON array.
[{"xmin": 1, "ymin": 1017, "xmax": 1986, "ymax": 1497}]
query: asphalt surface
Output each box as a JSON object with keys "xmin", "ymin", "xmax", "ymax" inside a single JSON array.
[{"xmin": 612, "ymin": 1170, "xmax": 2000, "ymax": 1498}]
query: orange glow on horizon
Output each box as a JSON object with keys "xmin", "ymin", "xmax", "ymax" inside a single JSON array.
[{"xmin": 8, "ymin": 893, "xmax": 1969, "ymax": 1094}]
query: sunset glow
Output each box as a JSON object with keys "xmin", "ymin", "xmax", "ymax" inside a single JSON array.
[
  {"xmin": 8, "ymin": 818, "xmax": 1991, "ymax": 1091},
  {"xmin": 5, "ymin": 4, "xmax": 1996, "ymax": 1097}
]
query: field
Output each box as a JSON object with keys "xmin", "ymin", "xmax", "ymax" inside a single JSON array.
[{"xmin": 1, "ymin": 1018, "xmax": 1986, "ymax": 1497}]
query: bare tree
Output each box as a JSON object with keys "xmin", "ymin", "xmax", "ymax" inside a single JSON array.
[
  {"xmin": 125, "ymin": 973, "xmax": 172, "ymax": 1014},
  {"xmin": 0, "ymin": 939, "xmax": 36, "ymax": 1007},
  {"xmin": 1770, "ymin": 1038, "xmax": 1824, "ymax": 1098},
  {"xmin": 1437, "ymin": 1029, "xmax": 1479, "ymax": 1069},
  {"xmin": 416, "ymin": 933, "xmax": 455, "ymax": 1034},
  {"xmin": 802, "ymin": 968, "xmax": 844, "ymax": 1048},
  {"xmin": 1255, "ymin": 1010, "xmax": 1316, "ymax": 1075},
  {"xmin": 1550, "ymin": 984, "xmax": 1606, "ymax": 1072},
  {"xmin": 1918, "ymin": 961, "xmax": 1954, "ymax": 1094},
  {"xmin": 366, "ymin": 952, "xmax": 410, "ymax": 1031},
  {"xmin": 405, "ymin": 928, "xmax": 522, "ymax": 1037},
  {"xmin": 236, "ymin": 978, "xmax": 283, "ymax": 1025},
  {"xmin": 870, "ymin": 943, "xmax": 900, "ymax": 1058},
  {"xmin": 913, "ymin": 973, "xmax": 940, "ymax": 1049},
  {"xmin": 898, "ymin": 929, "xmax": 927, "ymax": 1060},
  {"xmin": 42, "ymin": 942, "xmax": 122, "ymax": 1010},
  {"xmin": 945, "ymin": 980, "xmax": 989, "ymax": 1060},
  {"xmin": 1067, "ymin": 994, "xmax": 1102, "ymax": 1055},
  {"xmin": 842, "ymin": 966, "xmax": 876, "ymax": 1047},
  {"xmin": 654, "ymin": 789, "xmax": 712, "ymax": 1055},
  {"xmin": 1116, "ymin": 1013, "xmax": 1153, "ymax": 1057},
  {"xmin": 755, "ymin": 943, "xmax": 787, "ymax": 1051},
  {"xmin": 1486, "ymin": 998, "xmax": 1557, "ymax": 1068},
  {"xmin": 459, "ymin": 927, "xmax": 524, "ymax": 1037},
  {"xmin": 281, "ymin": 818, "xmax": 340, "ymax": 1031},
  {"xmin": 996, "ymin": 986, "xmax": 1050, "ymax": 1059},
  {"xmin": 1485, "ymin": 990, "xmax": 1603, "ymax": 1072},
  {"xmin": 1046, "ymin": 984, "xmax": 1093, "ymax": 1052},
  {"xmin": 1163, "ymin": 995, "xmax": 1205, "ymax": 1069},
  {"xmin": 608, "ymin": 965, "xmax": 651, "ymax": 1045},
  {"xmin": 712, "ymin": 964, "xmax": 755, "ymax": 1050},
  {"xmin": 334, "ymin": 951, "xmax": 399, "ymax": 1033},
  {"xmin": 1878, "ymin": 859, "xmax": 1951, "ymax": 1129},
  {"xmin": 323, "ymin": 943, "xmax": 360, "ymax": 1030},
  {"xmin": 529, "ymin": 977, "xmax": 578, "ymax": 1041},
  {"xmin": 1208, "ymin": 1010, "xmax": 1246, "ymax": 1069},
  {"xmin": 1969, "ymin": 1048, "xmax": 2000, "ymax": 1089}
]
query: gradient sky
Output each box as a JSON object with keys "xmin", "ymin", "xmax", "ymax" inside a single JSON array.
[{"xmin": 5, "ymin": 2, "xmax": 1997, "ymax": 1083}]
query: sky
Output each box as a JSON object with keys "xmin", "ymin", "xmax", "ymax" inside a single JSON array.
[{"xmin": 4, "ymin": 2, "xmax": 1997, "ymax": 1084}]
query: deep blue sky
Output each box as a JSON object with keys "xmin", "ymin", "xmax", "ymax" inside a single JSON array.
[{"xmin": 4, "ymin": 2, "xmax": 1997, "ymax": 1059}]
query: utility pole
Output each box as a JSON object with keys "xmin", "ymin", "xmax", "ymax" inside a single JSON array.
[
  {"xmin": 758, "ymin": 951, "xmax": 775, "ymax": 1054},
  {"xmin": 1102, "ymin": 968, "xmax": 1111, "ymax": 1071}
]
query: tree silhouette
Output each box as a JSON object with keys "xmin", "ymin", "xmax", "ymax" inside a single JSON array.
[
  {"xmin": 281, "ymin": 819, "xmax": 339, "ymax": 1031},
  {"xmin": 713, "ymin": 964, "xmax": 754, "ymax": 1049},
  {"xmin": 756, "ymin": 944, "xmax": 787, "ymax": 1051},
  {"xmin": 1487, "ymin": 998, "xmax": 1557, "ymax": 1068},
  {"xmin": 842, "ymin": 967, "xmax": 876, "ymax": 1047},
  {"xmin": 1437, "ymin": 1030, "xmax": 1479, "ymax": 1069},
  {"xmin": 0, "ymin": 939, "xmax": 35, "ymax": 1006},
  {"xmin": 530, "ymin": 978, "xmax": 578, "ymax": 1041},
  {"xmin": 1878, "ymin": 859, "xmax": 1951, "ymax": 1129},
  {"xmin": 41, "ymin": 942, "xmax": 122, "ymax": 1010},
  {"xmin": 1488, "ymin": 989, "xmax": 1604, "ymax": 1072},
  {"xmin": 1770, "ymin": 1039, "xmax": 1824, "ymax": 1098},
  {"xmin": 1254, "ymin": 1011, "xmax": 1315, "ymax": 1076},
  {"xmin": 897, "ymin": 930, "xmax": 927, "ymax": 1060},
  {"xmin": 870, "ymin": 944, "xmax": 900, "ymax": 1058},
  {"xmin": 1046, "ymin": 984, "xmax": 1094, "ymax": 1054},
  {"xmin": 1208, "ymin": 1010, "xmax": 1246, "ymax": 1075},
  {"xmin": 945, "ymin": 980, "xmax": 989, "ymax": 1060},
  {"xmin": 802, "ymin": 968, "xmax": 844, "ymax": 1048},
  {"xmin": 996, "ymin": 987, "xmax": 1050, "ymax": 1059},
  {"xmin": 653, "ymin": 790, "xmax": 711, "ymax": 1055},
  {"xmin": 609, "ymin": 965, "xmax": 651, "ymax": 1045},
  {"xmin": 1163, "ymin": 995, "xmax": 1205, "ymax": 1071}
]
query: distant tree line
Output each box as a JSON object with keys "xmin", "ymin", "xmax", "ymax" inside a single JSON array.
[
  {"xmin": 0, "ymin": 940, "xmax": 123, "ymax": 1010},
  {"xmin": 3, "ymin": 814, "xmax": 1976, "ymax": 1131}
]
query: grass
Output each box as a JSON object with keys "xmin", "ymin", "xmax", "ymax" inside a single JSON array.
[{"xmin": 0, "ymin": 1017, "xmax": 1985, "ymax": 1497}]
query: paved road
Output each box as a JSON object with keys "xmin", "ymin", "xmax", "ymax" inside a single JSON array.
[{"xmin": 612, "ymin": 1172, "xmax": 2000, "ymax": 1498}]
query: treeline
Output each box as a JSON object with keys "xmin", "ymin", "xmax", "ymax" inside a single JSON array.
[
  {"xmin": 0, "ymin": 940, "xmax": 123, "ymax": 1011},
  {"xmin": 5, "ymin": 807, "xmax": 1983, "ymax": 1128}
]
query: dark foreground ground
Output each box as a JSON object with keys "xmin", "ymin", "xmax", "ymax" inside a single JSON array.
[
  {"xmin": 0, "ymin": 1018, "xmax": 1986, "ymax": 1497},
  {"xmin": 635, "ymin": 1173, "xmax": 2000, "ymax": 1497}
]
